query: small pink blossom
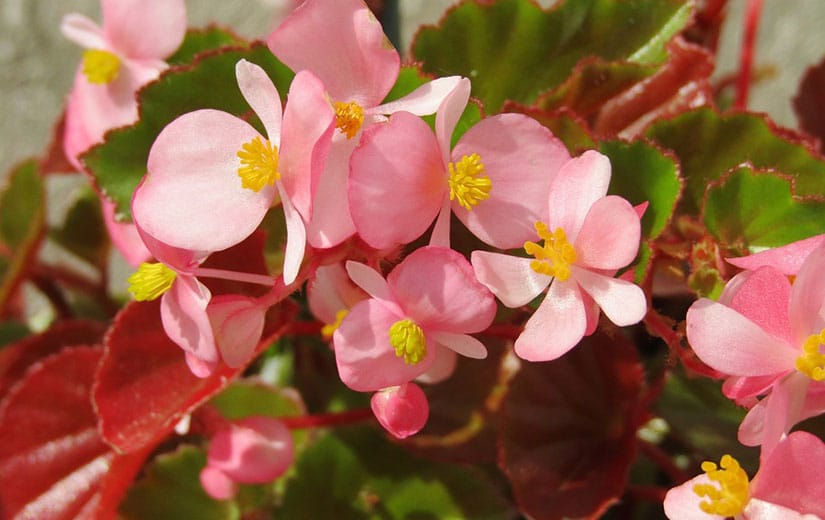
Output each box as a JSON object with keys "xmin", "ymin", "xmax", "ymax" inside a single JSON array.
[
  {"xmin": 472, "ymin": 150, "xmax": 646, "ymax": 361},
  {"xmin": 307, "ymin": 263, "xmax": 368, "ymax": 341},
  {"xmin": 333, "ymin": 246, "xmax": 497, "ymax": 392},
  {"xmin": 370, "ymin": 382, "xmax": 430, "ymax": 439}
]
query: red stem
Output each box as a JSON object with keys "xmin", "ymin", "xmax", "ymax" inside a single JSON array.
[
  {"xmin": 734, "ymin": 0, "xmax": 764, "ymax": 110},
  {"xmin": 280, "ymin": 408, "xmax": 374, "ymax": 430}
]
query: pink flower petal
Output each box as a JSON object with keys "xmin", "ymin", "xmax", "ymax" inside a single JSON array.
[
  {"xmin": 136, "ymin": 110, "xmax": 275, "ymax": 253},
  {"xmin": 739, "ymin": 399, "xmax": 767, "ymax": 447},
  {"xmin": 388, "ymin": 247, "xmax": 496, "ymax": 334},
  {"xmin": 373, "ymin": 76, "xmax": 463, "ymax": 117},
  {"xmin": 61, "ymin": 13, "xmax": 106, "ymax": 50},
  {"xmin": 370, "ymin": 383, "xmax": 429, "ymax": 439},
  {"xmin": 725, "ymin": 266, "xmax": 793, "ymax": 344},
  {"xmin": 308, "ymin": 263, "xmax": 366, "ymax": 324},
  {"xmin": 199, "ymin": 466, "xmax": 237, "ymax": 500},
  {"xmin": 101, "ymin": 197, "xmax": 151, "ymax": 267},
  {"xmin": 278, "ymin": 181, "xmax": 306, "ymax": 285},
  {"xmin": 686, "ymin": 298, "xmax": 798, "ymax": 376},
  {"xmin": 415, "ymin": 347, "xmax": 457, "ymax": 385},
  {"xmin": 428, "ymin": 198, "xmax": 452, "ymax": 248},
  {"xmin": 663, "ymin": 474, "xmax": 723, "ymax": 520},
  {"xmin": 434, "ymin": 78, "xmax": 471, "ymax": 164},
  {"xmin": 514, "ymin": 281, "xmax": 587, "ymax": 361},
  {"xmin": 742, "ymin": 499, "xmax": 813, "ymax": 520},
  {"xmin": 235, "ymin": 59, "xmax": 283, "ymax": 142},
  {"xmin": 208, "ymin": 295, "xmax": 265, "ymax": 368},
  {"xmin": 572, "ymin": 266, "xmax": 646, "ymax": 327},
  {"xmin": 345, "ymin": 261, "xmax": 394, "ymax": 305},
  {"xmin": 727, "ymin": 233, "xmax": 825, "ymax": 276},
  {"xmin": 574, "ymin": 196, "xmax": 641, "ymax": 270},
  {"xmin": 547, "ymin": 150, "xmax": 611, "ymax": 243},
  {"xmin": 429, "ymin": 332, "xmax": 487, "ymax": 359},
  {"xmin": 267, "ymin": 0, "xmax": 399, "ymax": 106},
  {"xmin": 333, "ymin": 299, "xmax": 435, "ymax": 392},
  {"xmin": 102, "ymin": 0, "xmax": 186, "ymax": 60},
  {"xmin": 451, "ymin": 113, "xmax": 569, "ymax": 249},
  {"xmin": 305, "ymin": 136, "xmax": 358, "ymax": 248},
  {"xmin": 789, "ymin": 243, "xmax": 825, "ymax": 343},
  {"xmin": 279, "ymin": 70, "xmax": 336, "ymax": 222},
  {"xmin": 186, "ymin": 352, "xmax": 218, "ymax": 378},
  {"xmin": 471, "ymin": 251, "xmax": 549, "ymax": 308},
  {"xmin": 135, "ymin": 224, "xmax": 206, "ymax": 273},
  {"xmin": 208, "ymin": 417, "xmax": 294, "ymax": 483},
  {"xmin": 160, "ymin": 275, "xmax": 218, "ymax": 373},
  {"xmin": 349, "ymin": 112, "xmax": 445, "ymax": 249}
]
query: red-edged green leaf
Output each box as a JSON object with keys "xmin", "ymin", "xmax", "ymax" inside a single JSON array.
[
  {"xmin": 0, "ymin": 347, "xmax": 152, "ymax": 520},
  {"xmin": 0, "ymin": 160, "xmax": 45, "ymax": 314},
  {"xmin": 499, "ymin": 330, "xmax": 647, "ymax": 519},
  {"xmin": 646, "ymin": 107, "xmax": 825, "ymax": 214},
  {"xmin": 793, "ymin": 56, "xmax": 825, "ymax": 152},
  {"xmin": 412, "ymin": 0, "xmax": 692, "ymax": 113},
  {"xmin": 702, "ymin": 166, "xmax": 825, "ymax": 252},
  {"xmin": 167, "ymin": 27, "xmax": 245, "ymax": 66},
  {"xmin": 0, "ymin": 319, "xmax": 106, "ymax": 398}
]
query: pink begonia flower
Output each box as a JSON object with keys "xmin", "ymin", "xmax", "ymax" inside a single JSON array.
[
  {"xmin": 371, "ymin": 382, "xmax": 429, "ymax": 439},
  {"xmin": 333, "ymin": 246, "xmax": 497, "ymax": 392},
  {"xmin": 471, "ymin": 150, "xmax": 646, "ymax": 361},
  {"xmin": 307, "ymin": 263, "xmax": 368, "ymax": 341},
  {"xmin": 686, "ymin": 245, "xmax": 825, "ymax": 459},
  {"xmin": 61, "ymin": 0, "xmax": 186, "ymax": 266},
  {"xmin": 208, "ymin": 295, "xmax": 267, "ymax": 369},
  {"xmin": 268, "ymin": 0, "xmax": 465, "ymax": 248},
  {"xmin": 349, "ymin": 79, "xmax": 571, "ymax": 250},
  {"xmin": 663, "ymin": 431, "xmax": 825, "ymax": 519},
  {"xmin": 132, "ymin": 59, "xmax": 335, "ymax": 285},
  {"xmin": 200, "ymin": 416, "xmax": 294, "ymax": 500},
  {"xmin": 726, "ymin": 233, "xmax": 825, "ymax": 276}
]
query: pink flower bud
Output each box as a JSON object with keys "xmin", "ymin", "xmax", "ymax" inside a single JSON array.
[{"xmin": 370, "ymin": 383, "xmax": 429, "ymax": 439}]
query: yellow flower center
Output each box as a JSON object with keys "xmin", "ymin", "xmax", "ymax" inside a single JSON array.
[
  {"xmin": 128, "ymin": 263, "xmax": 177, "ymax": 301},
  {"xmin": 82, "ymin": 49, "xmax": 121, "ymax": 84},
  {"xmin": 448, "ymin": 153, "xmax": 492, "ymax": 211},
  {"xmin": 321, "ymin": 309, "xmax": 349, "ymax": 340},
  {"xmin": 692, "ymin": 454, "xmax": 750, "ymax": 517},
  {"xmin": 389, "ymin": 319, "xmax": 426, "ymax": 365},
  {"xmin": 237, "ymin": 136, "xmax": 280, "ymax": 192},
  {"xmin": 334, "ymin": 101, "xmax": 364, "ymax": 139},
  {"xmin": 524, "ymin": 222, "xmax": 577, "ymax": 281},
  {"xmin": 797, "ymin": 328, "xmax": 825, "ymax": 381}
]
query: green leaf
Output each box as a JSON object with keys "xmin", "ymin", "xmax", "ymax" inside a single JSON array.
[
  {"xmin": 0, "ymin": 160, "xmax": 45, "ymax": 313},
  {"xmin": 167, "ymin": 27, "xmax": 246, "ymax": 65},
  {"xmin": 83, "ymin": 44, "xmax": 295, "ymax": 219},
  {"xmin": 49, "ymin": 187, "xmax": 108, "ymax": 267},
  {"xmin": 646, "ymin": 107, "xmax": 825, "ymax": 214},
  {"xmin": 413, "ymin": 0, "xmax": 692, "ymax": 112},
  {"xmin": 119, "ymin": 446, "xmax": 240, "ymax": 520},
  {"xmin": 702, "ymin": 166, "xmax": 825, "ymax": 251}
]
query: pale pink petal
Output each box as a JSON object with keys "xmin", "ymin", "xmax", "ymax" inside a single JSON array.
[
  {"xmin": 742, "ymin": 499, "xmax": 814, "ymax": 520},
  {"xmin": 136, "ymin": 110, "xmax": 275, "ymax": 253},
  {"xmin": 428, "ymin": 198, "xmax": 452, "ymax": 248},
  {"xmin": 267, "ymin": 0, "xmax": 399, "ymax": 106},
  {"xmin": 305, "ymin": 136, "xmax": 357, "ymax": 248},
  {"xmin": 370, "ymin": 383, "xmax": 429, "ymax": 439},
  {"xmin": 388, "ymin": 247, "xmax": 496, "ymax": 334},
  {"xmin": 101, "ymin": 197, "xmax": 151, "ymax": 267},
  {"xmin": 573, "ymin": 196, "xmax": 641, "ymax": 270},
  {"xmin": 208, "ymin": 417, "xmax": 293, "ymax": 483},
  {"xmin": 160, "ymin": 275, "xmax": 218, "ymax": 374},
  {"xmin": 514, "ymin": 281, "xmax": 587, "ymax": 362},
  {"xmin": 686, "ymin": 299, "xmax": 798, "ymax": 376},
  {"xmin": 582, "ymin": 290, "xmax": 600, "ymax": 336},
  {"xmin": 308, "ymin": 263, "xmax": 366, "ymax": 324},
  {"xmin": 760, "ymin": 374, "xmax": 810, "ymax": 461},
  {"xmin": 415, "ymin": 347, "xmax": 457, "ymax": 385},
  {"xmin": 102, "ymin": 0, "xmax": 186, "ymax": 60},
  {"xmin": 61, "ymin": 14, "xmax": 106, "ymax": 50},
  {"xmin": 789, "ymin": 244, "xmax": 825, "ymax": 343},
  {"xmin": 333, "ymin": 299, "xmax": 434, "ymax": 392},
  {"xmin": 185, "ymin": 352, "xmax": 218, "ymax": 378},
  {"xmin": 547, "ymin": 150, "xmax": 612, "ymax": 242},
  {"xmin": 751, "ymin": 431, "xmax": 825, "ymax": 517},
  {"xmin": 349, "ymin": 112, "xmax": 445, "ymax": 249},
  {"xmin": 278, "ymin": 181, "xmax": 306, "ymax": 285},
  {"xmin": 135, "ymin": 225, "xmax": 206, "ymax": 273},
  {"xmin": 471, "ymin": 251, "xmax": 549, "ymax": 308},
  {"xmin": 451, "ymin": 113, "xmax": 569, "ymax": 249},
  {"xmin": 722, "ymin": 374, "xmax": 781, "ymax": 403},
  {"xmin": 725, "ymin": 266, "xmax": 793, "ymax": 344},
  {"xmin": 279, "ymin": 70, "xmax": 336, "ymax": 222},
  {"xmin": 345, "ymin": 261, "xmax": 393, "ymax": 304},
  {"xmin": 663, "ymin": 474, "xmax": 726, "ymax": 520},
  {"xmin": 208, "ymin": 295, "xmax": 265, "ymax": 368},
  {"xmin": 572, "ymin": 267, "xmax": 646, "ymax": 327},
  {"xmin": 199, "ymin": 466, "xmax": 237, "ymax": 500},
  {"xmin": 434, "ymin": 78, "xmax": 471, "ymax": 164},
  {"xmin": 429, "ymin": 332, "xmax": 487, "ymax": 359},
  {"xmin": 727, "ymin": 234, "xmax": 825, "ymax": 276},
  {"xmin": 235, "ymin": 59, "xmax": 283, "ymax": 141},
  {"xmin": 373, "ymin": 76, "xmax": 463, "ymax": 116}
]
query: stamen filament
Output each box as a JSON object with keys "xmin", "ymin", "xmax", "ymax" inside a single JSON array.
[
  {"xmin": 692, "ymin": 454, "xmax": 750, "ymax": 517},
  {"xmin": 389, "ymin": 319, "xmax": 426, "ymax": 365},
  {"xmin": 82, "ymin": 49, "xmax": 121, "ymax": 84},
  {"xmin": 448, "ymin": 153, "xmax": 492, "ymax": 211},
  {"xmin": 237, "ymin": 136, "xmax": 280, "ymax": 192},
  {"xmin": 524, "ymin": 222, "xmax": 577, "ymax": 281},
  {"xmin": 128, "ymin": 263, "xmax": 177, "ymax": 301},
  {"xmin": 797, "ymin": 328, "xmax": 825, "ymax": 381},
  {"xmin": 334, "ymin": 101, "xmax": 365, "ymax": 139}
]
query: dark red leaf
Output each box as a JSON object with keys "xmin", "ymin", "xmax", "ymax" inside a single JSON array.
[
  {"xmin": 794, "ymin": 56, "xmax": 825, "ymax": 152},
  {"xmin": 499, "ymin": 329, "xmax": 648, "ymax": 520},
  {"xmin": 94, "ymin": 298, "xmax": 295, "ymax": 453},
  {"xmin": 0, "ymin": 347, "xmax": 151, "ymax": 520},
  {"xmin": 0, "ymin": 320, "xmax": 106, "ymax": 397}
]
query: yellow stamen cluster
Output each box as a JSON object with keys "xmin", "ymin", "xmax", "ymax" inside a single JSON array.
[
  {"xmin": 524, "ymin": 222, "xmax": 577, "ymax": 281},
  {"xmin": 693, "ymin": 454, "xmax": 750, "ymax": 517},
  {"xmin": 237, "ymin": 136, "xmax": 280, "ymax": 192},
  {"xmin": 389, "ymin": 319, "xmax": 426, "ymax": 365},
  {"xmin": 127, "ymin": 263, "xmax": 177, "ymax": 301},
  {"xmin": 321, "ymin": 309, "xmax": 349, "ymax": 340},
  {"xmin": 334, "ymin": 101, "xmax": 364, "ymax": 139},
  {"xmin": 797, "ymin": 328, "xmax": 825, "ymax": 381},
  {"xmin": 447, "ymin": 153, "xmax": 492, "ymax": 211},
  {"xmin": 82, "ymin": 49, "xmax": 121, "ymax": 84}
]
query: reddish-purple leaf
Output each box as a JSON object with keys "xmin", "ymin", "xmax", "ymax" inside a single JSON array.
[
  {"xmin": 94, "ymin": 298, "xmax": 295, "ymax": 453},
  {"xmin": 499, "ymin": 329, "xmax": 648, "ymax": 520},
  {"xmin": 793, "ymin": 56, "xmax": 825, "ymax": 152},
  {"xmin": 0, "ymin": 347, "xmax": 151, "ymax": 520}
]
